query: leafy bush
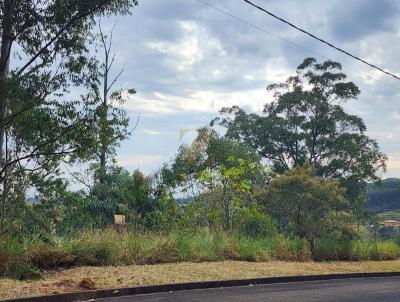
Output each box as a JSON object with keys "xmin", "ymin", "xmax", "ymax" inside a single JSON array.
[{"xmin": 237, "ymin": 208, "xmax": 278, "ymax": 238}]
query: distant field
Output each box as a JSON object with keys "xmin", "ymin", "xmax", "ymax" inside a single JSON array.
[{"xmin": 2, "ymin": 260, "xmax": 400, "ymax": 300}]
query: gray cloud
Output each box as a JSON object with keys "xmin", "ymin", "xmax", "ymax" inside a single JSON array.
[
  {"xmin": 97, "ymin": 0, "xmax": 400, "ymax": 177},
  {"xmin": 328, "ymin": 0, "xmax": 400, "ymax": 41}
]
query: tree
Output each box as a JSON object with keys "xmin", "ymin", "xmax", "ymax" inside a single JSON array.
[
  {"xmin": 0, "ymin": 1, "xmax": 138, "ymax": 235},
  {"xmin": 214, "ymin": 57, "xmax": 387, "ymax": 200},
  {"xmin": 265, "ymin": 164, "xmax": 350, "ymax": 250},
  {"xmin": 162, "ymin": 128, "xmax": 263, "ymax": 195},
  {"xmin": 162, "ymin": 128, "xmax": 268, "ymax": 231},
  {"xmin": 93, "ymin": 22, "xmax": 137, "ymax": 185},
  {"xmin": 61, "ymin": 166, "xmax": 178, "ymax": 231}
]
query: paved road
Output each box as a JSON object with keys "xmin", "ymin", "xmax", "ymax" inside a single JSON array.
[{"xmin": 94, "ymin": 277, "xmax": 400, "ymax": 302}]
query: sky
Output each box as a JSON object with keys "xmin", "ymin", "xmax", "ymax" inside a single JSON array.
[{"xmin": 99, "ymin": 0, "xmax": 400, "ymax": 178}]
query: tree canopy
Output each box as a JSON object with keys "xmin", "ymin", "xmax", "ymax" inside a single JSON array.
[
  {"xmin": 265, "ymin": 164, "xmax": 350, "ymax": 250},
  {"xmin": 0, "ymin": 0, "xmax": 138, "ymax": 235},
  {"xmin": 213, "ymin": 58, "xmax": 387, "ymax": 199}
]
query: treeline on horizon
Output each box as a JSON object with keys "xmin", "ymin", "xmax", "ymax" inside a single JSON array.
[{"xmin": 366, "ymin": 178, "xmax": 400, "ymax": 212}]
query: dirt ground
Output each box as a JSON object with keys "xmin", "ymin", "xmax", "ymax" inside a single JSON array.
[{"xmin": 1, "ymin": 260, "xmax": 400, "ymax": 300}]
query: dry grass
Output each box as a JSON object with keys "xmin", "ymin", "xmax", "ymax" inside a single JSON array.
[{"xmin": 1, "ymin": 260, "xmax": 400, "ymax": 300}]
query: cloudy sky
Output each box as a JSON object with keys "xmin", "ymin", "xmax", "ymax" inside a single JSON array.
[{"xmin": 100, "ymin": 0, "xmax": 400, "ymax": 177}]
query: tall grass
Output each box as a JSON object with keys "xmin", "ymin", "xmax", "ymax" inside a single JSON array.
[
  {"xmin": 1, "ymin": 228, "xmax": 400, "ymax": 280},
  {"xmin": 314, "ymin": 239, "xmax": 400, "ymax": 261},
  {"xmin": 59, "ymin": 228, "xmax": 311, "ymax": 265}
]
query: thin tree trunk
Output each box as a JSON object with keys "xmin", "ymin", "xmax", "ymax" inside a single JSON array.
[
  {"xmin": 99, "ymin": 42, "xmax": 108, "ymax": 185},
  {"xmin": 0, "ymin": 0, "xmax": 13, "ymax": 161}
]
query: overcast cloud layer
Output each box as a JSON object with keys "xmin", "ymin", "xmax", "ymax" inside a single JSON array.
[{"xmin": 99, "ymin": 0, "xmax": 400, "ymax": 177}]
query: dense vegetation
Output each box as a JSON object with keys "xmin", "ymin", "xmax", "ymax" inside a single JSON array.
[
  {"xmin": 0, "ymin": 2, "xmax": 397, "ymax": 281},
  {"xmin": 3, "ymin": 229, "xmax": 400, "ymax": 280}
]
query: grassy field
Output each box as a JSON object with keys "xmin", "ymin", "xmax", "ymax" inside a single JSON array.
[{"xmin": 1, "ymin": 260, "xmax": 400, "ymax": 300}]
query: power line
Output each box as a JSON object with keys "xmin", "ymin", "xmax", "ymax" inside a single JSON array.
[
  {"xmin": 243, "ymin": 0, "xmax": 400, "ymax": 81},
  {"xmin": 194, "ymin": 0, "xmax": 400, "ymax": 93}
]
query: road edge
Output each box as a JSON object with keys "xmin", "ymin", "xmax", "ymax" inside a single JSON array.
[{"xmin": 3, "ymin": 271, "xmax": 400, "ymax": 302}]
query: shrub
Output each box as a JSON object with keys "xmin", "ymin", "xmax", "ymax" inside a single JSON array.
[
  {"xmin": 313, "ymin": 239, "xmax": 352, "ymax": 261},
  {"xmin": 274, "ymin": 236, "xmax": 312, "ymax": 261},
  {"xmin": 145, "ymin": 238, "xmax": 181, "ymax": 264},
  {"xmin": 5, "ymin": 260, "xmax": 42, "ymax": 280},
  {"xmin": 348, "ymin": 241, "xmax": 375, "ymax": 260},
  {"xmin": 62, "ymin": 230, "xmax": 120, "ymax": 266},
  {"xmin": 375, "ymin": 241, "xmax": 400, "ymax": 260},
  {"xmin": 175, "ymin": 230, "xmax": 220, "ymax": 262},
  {"xmin": 237, "ymin": 208, "xmax": 278, "ymax": 238}
]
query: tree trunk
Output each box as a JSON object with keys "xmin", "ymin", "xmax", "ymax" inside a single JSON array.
[
  {"xmin": 0, "ymin": 0, "xmax": 13, "ymax": 161},
  {"xmin": 98, "ymin": 47, "xmax": 108, "ymax": 185}
]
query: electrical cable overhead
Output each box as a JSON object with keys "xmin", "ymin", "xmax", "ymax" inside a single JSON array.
[
  {"xmin": 194, "ymin": 0, "xmax": 400, "ymax": 93},
  {"xmin": 243, "ymin": 0, "xmax": 400, "ymax": 81}
]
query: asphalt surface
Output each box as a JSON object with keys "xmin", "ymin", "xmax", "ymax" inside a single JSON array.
[{"xmin": 94, "ymin": 277, "xmax": 400, "ymax": 302}]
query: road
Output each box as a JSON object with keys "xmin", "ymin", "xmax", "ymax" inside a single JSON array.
[{"xmin": 94, "ymin": 277, "xmax": 400, "ymax": 302}]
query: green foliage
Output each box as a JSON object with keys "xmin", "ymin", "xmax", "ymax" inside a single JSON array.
[
  {"xmin": 63, "ymin": 235, "xmax": 120, "ymax": 266},
  {"xmin": 5, "ymin": 260, "xmax": 43, "ymax": 281},
  {"xmin": 214, "ymin": 57, "xmax": 387, "ymax": 202},
  {"xmin": 163, "ymin": 128, "xmax": 268, "ymax": 232},
  {"xmin": 0, "ymin": 0, "xmax": 139, "ymax": 237},
  {"xmin": 236, "ymin": 207, "xmax": 278, "ymax": 238},
  {"xmin": 15, "ymin": 166, "xmax": 179, "ymax": 237},
  {"xmin": 265, "ymin": 164, "xmax": 350, "ymax": 249},
  {"xmin": 0, "ymin": 229, "xmax": 311, "ymax": 276},
  {"xmin": 90, "ymin": 166, "xmax": 142, "ymax": 227},
  {"xmin": 3, "ymin": 229, "xmax": 400, "ymax": 279},
  {"xmin": 140, "ymin": 191, "xmax": 179, "ymax": 231},
  {"xmin": 314, "ymin": 239, "xmax": 400, "ymax": 261}
]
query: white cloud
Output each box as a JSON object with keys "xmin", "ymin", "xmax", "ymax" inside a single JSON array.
[
  {"xmin": 141, "ymin": 129, "xmax": 162, "ymax": 135},
  {"xmin": 117, "ymin": 154, "xmax": 164, "ymax": 172},
  {"xmin": 146, "ymin": 20, "xmax": 226, "ymax": 71},
  {"xmin": 123, "ymin": 88, "xmax": 271, "ymax": 115}
]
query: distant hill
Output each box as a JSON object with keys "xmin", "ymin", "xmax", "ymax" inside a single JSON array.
[{"xmin": 366, "ymin": 178, "xmax": 400, "ymax": 212}]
